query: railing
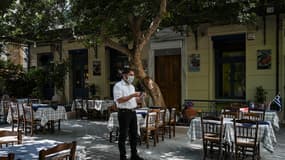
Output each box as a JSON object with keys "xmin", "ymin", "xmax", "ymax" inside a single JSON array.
[{"xmin": 184, "ymin": 99, "xmax": 249, "ymax": 115}]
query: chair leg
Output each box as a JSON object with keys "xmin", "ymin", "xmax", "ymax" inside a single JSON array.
[
  {"xmin": 172, "ymin": 125, "xmax": 175, "ymax": 137},
  {"xmin": 168, "ymin": 126, "xmax": 171, "ymax": 138},
  {"xmin": 146, "ymin": 131, "xmax": 149, "ymax": 148},
  {"xmin": 109, "ymin": 131, "xmax": 113, "ymax": 142}
]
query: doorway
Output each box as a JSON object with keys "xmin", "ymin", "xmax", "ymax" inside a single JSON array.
[
  {"xmin": 155, "ymin": 48, "xmax": 181, "ymax": 108},
  {"xmin": 69, "ymin": 49, "xmax": 88, "ymax": 99},
  {"xmin": 108, "ymin": 48, "xmax": 129, "ymax": 97},
  {"xmin": 37, "ymin": 53, "xmax": 54, "ymax": 99},
  {"xmin": 213, "ymin": 34, "xmax": 246, "ymax": 99}
]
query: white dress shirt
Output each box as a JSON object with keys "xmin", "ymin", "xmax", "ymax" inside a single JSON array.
[{"xmin": 113, "ymin": 79, "xmax": 137, "ymax": 109}]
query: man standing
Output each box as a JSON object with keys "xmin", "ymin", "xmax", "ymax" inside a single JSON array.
[{"xmin": 113, "ymin": 68, "xmax": 144, "ymax": 160}]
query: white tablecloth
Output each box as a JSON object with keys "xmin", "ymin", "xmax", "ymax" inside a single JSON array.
[
  {"xmin": 107, "ymin": 108, "xmax": 170, "ymax": 136},
  {"xmin": 7, "ymin": 104, "xmax": 67, "ymax": 126},
  {"xmin": 0, "ymin": 139, "xmax": 86, "ymax": 159},
  {"xmin": 187, "ymin": 117, "xmax": 277, "ymax": 152},
  {"xmin": 107, "ymin": 111, "xmax": 145, "ymax": 135},
  {"xmin": 72, "ymin": 99, "xmax": 114, "ymax": 113}
]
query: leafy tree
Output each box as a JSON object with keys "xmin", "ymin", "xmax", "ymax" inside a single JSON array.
[{"xmin": 2, "ymin": 0, "xmax": 284, "ymax": 106}]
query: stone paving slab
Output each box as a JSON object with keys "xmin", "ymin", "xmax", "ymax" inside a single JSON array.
[{"xmin": 1, "ymin": 119, "xmax": 285, "ymax": 160}]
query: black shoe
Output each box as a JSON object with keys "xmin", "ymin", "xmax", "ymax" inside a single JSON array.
[
  {"xmin": 131, "ymin": 155, "xmax": 144, "ymax": 160},
  {"xmin": 120, "ymin": 155, "xmax": 127, "ymax": 160}
]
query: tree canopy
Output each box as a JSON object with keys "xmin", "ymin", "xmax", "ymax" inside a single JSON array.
[
  {"xmin": 1, "ymin": 0, "xmax": 284, "ymax": 44},
  {"xmin": 1, "ymin": 0, "xmax": 285, "ymax": 105}
]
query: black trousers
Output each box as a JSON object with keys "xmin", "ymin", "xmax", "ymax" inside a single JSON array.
[{"xmin": 118, "ymin": 109, "xmax": 138, "ymax": 158}]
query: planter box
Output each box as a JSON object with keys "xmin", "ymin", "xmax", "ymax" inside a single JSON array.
[{"xmin": 66, "ymin": 111, "xmax": 76, "ymax": 119}]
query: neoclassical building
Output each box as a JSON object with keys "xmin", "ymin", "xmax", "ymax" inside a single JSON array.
[{"xmin": 29, "ymin": 14, "xmax": 285, "ymax": 120}]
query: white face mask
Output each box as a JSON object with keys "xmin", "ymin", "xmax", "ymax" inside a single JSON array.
[{"xmin": 127, "ymin": 75, "xmax": 135, "ymax": 84}]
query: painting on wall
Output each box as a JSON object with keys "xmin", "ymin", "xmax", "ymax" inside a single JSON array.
[
  {"xmin": 93, "ymin": 60, "xmax": 101, "ymax": 76},
  {"xmin": 188, "ymin": 54, "xmax": 200, "ymax": 72},
  {"xmin": 257, "ymin": 49, "xmax": 271, "ymax": 70}
]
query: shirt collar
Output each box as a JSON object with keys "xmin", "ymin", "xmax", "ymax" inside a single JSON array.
[{"xmin": 121, "ymin": 79, "xmax": 130, "ymax": 86}]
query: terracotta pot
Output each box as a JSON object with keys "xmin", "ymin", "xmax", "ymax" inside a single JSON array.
[{"xmin": 183, "ymin": 107, "xmax": 197, "ymax": 120}]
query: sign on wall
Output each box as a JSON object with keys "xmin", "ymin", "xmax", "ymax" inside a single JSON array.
[
  {"xmin": 257, "ymin": 49, "xmax": 271, "ymax": 70},
  {"xmin": 93, "ymin": 60, "xmax": 101, "ymax": 76},
  {"xmin": 188, "ymin": 54, "xmax": 200, "ymax": 72}
]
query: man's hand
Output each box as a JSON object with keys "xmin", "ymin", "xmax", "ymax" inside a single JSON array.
[{"xmin": 131, "ymin": 92, "xmax": 141, "ymax": 98}]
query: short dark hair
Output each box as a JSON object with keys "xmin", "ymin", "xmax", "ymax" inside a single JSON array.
[{"xmin": 122, "ymin": 67, "xmax": 132, "ymax": 74}]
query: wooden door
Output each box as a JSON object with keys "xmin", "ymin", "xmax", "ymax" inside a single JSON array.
[
  {"xmin": 69, "ymin": 49, "xmax": 89, "ymax": 99},
  {"xmin": 155, "ymin": 53, "xmax": 181, "ymax": 108}
]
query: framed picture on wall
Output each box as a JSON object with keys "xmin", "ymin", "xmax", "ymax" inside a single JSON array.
[
  {"xmin": 93, "ymin": 60, "xmax": 101, "ymax": 76},
  {"xmin": 257, "ymin": 49, "xmax": 271, "ymax": 70},
  {"xmin": 188, "ymin": 54, "xmax": 200, "ymax": 72}
]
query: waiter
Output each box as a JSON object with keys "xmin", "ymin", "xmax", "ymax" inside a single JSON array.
[{"xmin": 113, "ymin": 67, "xmax": 144, "ymax": 160}]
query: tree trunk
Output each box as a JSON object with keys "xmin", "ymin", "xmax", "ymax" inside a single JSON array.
[{"xmin": 131, "ymin": 50, "xmax": 166, "ymax": 108}]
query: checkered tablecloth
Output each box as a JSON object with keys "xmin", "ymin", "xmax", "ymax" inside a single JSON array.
[
  {"xmin": 187, "ymin": 117, "xmax": 277, "ymax": 152},
  {"xmin": 71, "ymin": 99, "xmax": 114, "ymax": 113},
  {"xmin": 7, "ymin": 104, "xmax": 67, "ymax": 126},
  {"xmin": 107, "ymin": 111, "xmax": 145, "ymax": 135},
  {"xmin": 34, "ymin": 105, "xmax": 67, "ymax": 126}
]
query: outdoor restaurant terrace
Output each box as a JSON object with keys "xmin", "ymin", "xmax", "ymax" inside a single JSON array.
[{"xmin": 0, "ymin": 98, "xmax": 285, "ymax": 160}]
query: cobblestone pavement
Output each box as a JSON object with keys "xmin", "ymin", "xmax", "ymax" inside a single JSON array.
[{"xmin": 1, "ymin": 119, "xmax": 285, "ymax": 160}]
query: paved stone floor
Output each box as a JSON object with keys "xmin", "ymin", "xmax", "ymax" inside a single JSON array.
[{"xmin": 1, "ymin": 119, "xmax": 285, "ymax": 160}]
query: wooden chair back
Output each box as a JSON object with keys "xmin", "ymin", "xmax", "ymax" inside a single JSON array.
[
  {"xmin": 201, "ymin": 115, "xmax": 224, "ymax": 159},
  {"xmin": 9, "ymin": 102, "xmax": 20, "ymax": 132},
  {"xmin": 167, "ymin": 107, "xmax": 176, "ymax": 138},
  {"xmin": 140, "ymin": 109, "xmax": 159, "ymax": 148},
  {"xmin": 242, "ymin": 112, "xmax": 264, "ymax": 121},
  {"xmin": 157, "ymin": 108, "xmax": 166, "ymax": 142},
  {"xmin": 233, "ymin": 119, "xmax": 260, "ymax": 160},
  {"xmin": 248, "ymin": 108, "xmax": 265, "ymax": 121},
  {"xmin": 221, "ymin": 110, "xmax": 239, "ymax": 119},
  {"xmin": 0, "ymin": 153, "xmax": 15, "ymax": 160},
  {"xmin": 39, "ymin": 141, "xmax": 77, "ymax": 160},
  {"xmin": 0, "ymin": 130, "xmax": 22, "ymax": 147},
  {"xmin": 22, "ymin": 104, "xmax": 39, "ymax": 136}
]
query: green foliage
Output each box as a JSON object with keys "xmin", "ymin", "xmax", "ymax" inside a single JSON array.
[
  {"xmin": 48, "ymin": 60, "xmax": 70, "ymax": 93},
  {"xmin": 70, "ymin": 0, "xmax": 163, "ymax": 44},
  {"xmin": 254, "ymin": 86, "xmax": 267, "ymax": 103},
  {"xmin": 0, "ymin": 0, "xmax": 69, "ymax": 41},
  {"xmin": 0, "ymin": 59, "xmax": 69, "ymax": 98}
]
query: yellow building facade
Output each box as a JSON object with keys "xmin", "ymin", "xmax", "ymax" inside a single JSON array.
[{"xmin": 30, "ymin": 15, "xmax": 285, "ymax": 120}]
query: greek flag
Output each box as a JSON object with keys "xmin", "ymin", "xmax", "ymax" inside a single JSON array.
[{"xmin": 272, "ymin": 94, "xmax": 282, "ymax": 111}]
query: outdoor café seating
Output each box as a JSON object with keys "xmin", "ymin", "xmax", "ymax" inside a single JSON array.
[
  {"xmin": 0, "ymin": 139, "xmax": 84, "ymax": 159},
  {"xmin": 0, "ymin": 130, "xmax": 22, "ymax": 148},
  {"xmin": 233, "ymin": 119, "xmax": 260, "ymax": 160},
  {"xmin": 72, "ymin": 98, "xmax": 114, "ymax": 120},
  {"xmin": 140, "ymin": 109, "xmax": 160, "ymax": 148},
  {"xmin": 6, "ymin": 102, "xmax": 67, "ymax": 135},
  {"xmin": 39, "ymin": 141, "xmax": 76, "ymax": 160},
  {"xmin": 201, "ymin": 115, "xmax": 224, "ymax": 160},
  {"xmin": 187, "ymin": 113, "xmax": 277, "ymax": 153},
  {"xmin": 22, "ymin": 104, "xmax": 41, "ymax": 136}
]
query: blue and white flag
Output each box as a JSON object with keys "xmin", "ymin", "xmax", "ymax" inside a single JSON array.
[{"xmin": 272, "ymin": 94, "xmax": 282, "ymax": 111}]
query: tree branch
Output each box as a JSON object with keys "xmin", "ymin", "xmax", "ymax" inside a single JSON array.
[
  {"xmin": 104, "ymin": 37, "xmax": 131, "ymax": 56},
  {"xmin": 140, "ymin": 0, "xmax": 167, "ymax": 48}
]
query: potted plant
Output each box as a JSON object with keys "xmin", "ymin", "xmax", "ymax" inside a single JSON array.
[
  {"xmin": 254, "ymin": 86, "xmax": 267, "ymax": 109},
  {"xmin": 49, "ymin": 60, "xmax": 70, "ymax": 104}
]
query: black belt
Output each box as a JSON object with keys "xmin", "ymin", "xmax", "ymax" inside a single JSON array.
[{"xmin": 118, "ymin": 108, "xmax": 135, "ymax": 112}]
